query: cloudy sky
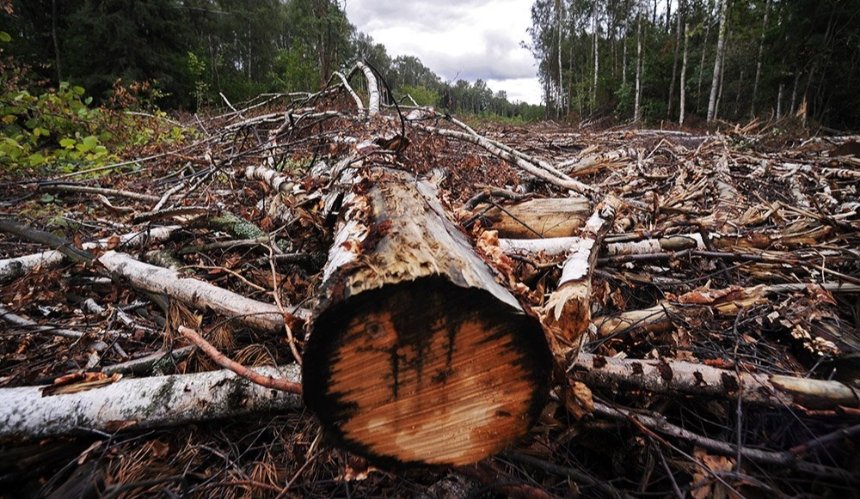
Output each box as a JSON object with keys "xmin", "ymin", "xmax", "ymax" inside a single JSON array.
[{"xmin": 344, "ymin": 0, "xmax": 543, "ymax": 105}]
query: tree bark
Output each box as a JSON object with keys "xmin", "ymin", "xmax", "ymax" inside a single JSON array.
[
  {"xmin": 0, "ymin": 364, "xmax": 301, "ymax": 439},
  {"xmin": 476, "ymin": 197, "xmax": 591, "ymax": 239},
  {"xmin": 303, "ymin": 167, "xmax": 552, "ymax": 467},
  {"xmin": 707, "ymin": 0, "xmax": 728, "ymax": 122}
]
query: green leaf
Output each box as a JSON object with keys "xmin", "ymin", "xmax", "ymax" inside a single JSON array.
[
  {"xmin": 59, "ymin": 138, "xmax": 76, "ymax": 148},
  {"xmin": 0, "ymin": 32, "xmax": 11, "ymax": 43},
  {"xmin": 40, "ymin": 193, "xmax": 55, "ymax": 203},
  {"xmin": 73, "ymin": 86, "xmax": 86, "ymax": 96},
  {"xmin": 28, "ymin": 153, "xmax": 46, "ymax": 166}
]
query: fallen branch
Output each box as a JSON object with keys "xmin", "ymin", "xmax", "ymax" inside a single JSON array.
[
  {"xmin": 179, "ymin": 325, "xmax": 301, "ymax": 393},
  {"xmin": 573, "ymin": 353, "xmax": 859, "ymax": 410},
  {"xmin": 98, "ymin": 251, "xmax": 310, "ymax": 332},
  {"xmin": 0, "ymin": 225, "xmax": 180, "ymax": 281},
  {"xmin": 0, "ymin": 304, "xmax": 84, "ymax": 339}
]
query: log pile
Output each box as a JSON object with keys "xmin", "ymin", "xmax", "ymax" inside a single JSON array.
[{"xmin": 0, "ymin": 70, "xmax": 858, "ymax": 496}]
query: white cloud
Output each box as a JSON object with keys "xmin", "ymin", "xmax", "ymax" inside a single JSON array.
[{"xmin": 345, "ymin": 0, "xmax": 543, "ymax": 104}]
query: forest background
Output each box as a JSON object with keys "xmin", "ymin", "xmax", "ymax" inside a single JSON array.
[{"xmin": 1, "ymin": 0, "xmax": 859, "ymax": 174}]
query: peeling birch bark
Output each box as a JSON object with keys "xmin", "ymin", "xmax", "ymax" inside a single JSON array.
[
  {"xmin": 539, "ymin": 197, "xmax": 622, "ymax": 354},
  {"xmin": 0, "ymin": 364, "xmax": 301, "ymax": 439},
  {"xmin": 572, "ymin": 353, "xmax": 859, "ymax": 410},
  {"xmin": 97, "ymin": 251, "xmax": 310, "ymax": 332},
  {"xmin": 303, "ymin": 167, "xmax": 551, "ymax": 467}
]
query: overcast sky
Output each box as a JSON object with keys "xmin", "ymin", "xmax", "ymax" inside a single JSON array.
[{"xmin": 344, "ymin": 0, "xmax": 543, "ymax": 105}]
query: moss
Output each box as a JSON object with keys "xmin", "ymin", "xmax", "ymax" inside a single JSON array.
[{"xmin": 209, "ymin": 212, "xmax": 266, "ymax": 240}]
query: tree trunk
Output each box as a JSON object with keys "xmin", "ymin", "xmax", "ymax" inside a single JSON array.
[
  {"xmin": 697, "ymin": 0, "xmax": 714, "ymax": 113},
  {"xmin": 634, "ymin": 13, "xmax": 643, "ymax": 121},
  {"xmin": 557, "ymin": 0, "xmax": 564, "ymax": 117},
  {"xmin": 622, "ymin": 9, "xmax": 629, "ymax": 87},
  {"xmin": 776, "ymin": 81, "xmax": 784, "ymax": 118},
  {"xmin": 303, "ymin": 167, "xmax": 552, "ymax": 467},
  {"xmin": 707, "ymin": 0, "xmax": 728, "ymax": 122},
  {"xmin": 50, "ymin": 0, "xmax": 62, "ymax": 85},
  {"xmin": 592, "ymin": 7, "xmax": 599, "ymax": 111},
  {"xmin": 476, "ymin": 197, "xmax": 591, "ymax": 239},
  {"xmin": 750, "ymin": 0, "xmax": 771, "ymax": 117},
  {"xmin": 667, "ymin": 0, "xmax": 683, "ymax": 118},
  {"xmin": 679, "ymin": 20, "xmax": 689, "ymax": 125}
]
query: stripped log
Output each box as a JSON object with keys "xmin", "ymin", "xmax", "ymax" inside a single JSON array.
[
  {"xmin": 0, "ymin": 364, "xmax": 301, "ymax": 439},
  {"xmin": 572, "ymin": 353, "xmax": 859, "ymax": 410},
  {"xmin": 477, "ymin": 198, "xmax": 591, "ymax": 238},
  {"xmin": 539, "ymin": 197, "xmax": 623, "ymax": 354},
  {"xmin": 500, "ymin": 233, "xmax": 704, "ymax": 257},
  {"xmin": 97, "ymin": 251, "xmax": 310, "ymax": 332},
  {"xmin": 0, "ymin": 224, "xmax": 179, "ymax": 282},
  {"xmin": 303, "ymin": 167, "xmax": 552, "ymax": 467}
]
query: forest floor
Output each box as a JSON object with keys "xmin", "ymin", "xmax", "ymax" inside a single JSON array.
[{"xmin": 0, "ymin": 88, "xmax": 859, "ymax": 498}]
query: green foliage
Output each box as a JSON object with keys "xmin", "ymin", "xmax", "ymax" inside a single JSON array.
[
  {"xmin": 399, "ymin": 85, "xmax": 439, "ymax": 107},
  {"xmin": 0, "ymin": 82, "xmax": 115, "ymax": 170},
  {"xmin": 187, "ymin": 52, "xmax": 210, "ymax": 110}
]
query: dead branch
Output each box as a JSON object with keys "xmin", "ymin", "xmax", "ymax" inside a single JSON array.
[
  {"xmin": 98, "ymin": 251, "xmax": 310, "ymax": 331},
  {"xmin": 573, "ymin": 353, "xmax": 859, "ymax": 410}
]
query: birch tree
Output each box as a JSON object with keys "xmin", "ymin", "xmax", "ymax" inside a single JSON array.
[
  {"xmin": 706, "ymin": 0, "xmax": 728, "ymax": 122},
  {"xmin": 679, "ymin": 20, "xmax": 689, "ymax": 125}
]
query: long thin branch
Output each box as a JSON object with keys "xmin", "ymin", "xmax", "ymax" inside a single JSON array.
[{"xmin": 178, "ymin": 325, "xmax": 301, "ymax": 393}]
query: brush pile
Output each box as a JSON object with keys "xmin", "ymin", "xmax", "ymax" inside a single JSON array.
[{"xmin": 1, "ymin": 70, "xmax": 859, "ymax": 497}]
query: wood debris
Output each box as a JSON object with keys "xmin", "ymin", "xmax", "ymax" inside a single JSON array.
[{"xmin": 0, "ymin": 75, "xmax": 858, "ymax": 497}]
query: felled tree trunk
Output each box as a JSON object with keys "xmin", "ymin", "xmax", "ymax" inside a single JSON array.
[
  {"xmin": 477, "ymin": 197, "xmax": 591, "ymax": 238},
  {"xmin": 0, "ymin": 364, "xmax": 301, "ymax": 439},
  {"xmin": 302, "ymin": 167, "xmax": 552, "ymax": 467}
]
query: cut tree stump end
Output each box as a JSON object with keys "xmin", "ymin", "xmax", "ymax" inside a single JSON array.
[{"xmin": 303, "ymin": 277, "xmax": 551, "ymax": 467}]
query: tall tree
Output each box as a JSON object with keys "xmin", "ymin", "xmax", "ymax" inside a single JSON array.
[
  {"xmin": 706, "ymin": 0, "xmax": 728, "ymax": 122},
  {"xmin": 750, "ymin": 0, "xmax": 770, "ymax": 117}
]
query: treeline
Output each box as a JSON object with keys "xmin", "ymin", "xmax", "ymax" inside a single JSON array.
[
  {"xmin": 0, "ymin": 0, "xmax": 542, "ymax": 119},
  {"xmin": 529, "ymin": 0, "xmax": 860, "ymax": 129}
]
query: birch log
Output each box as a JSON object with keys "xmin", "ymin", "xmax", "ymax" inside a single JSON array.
[
  {"xmin": 572, "ymin": 353, "xmax": 859, "ymax": 410},
  {"xmin": 539, "ymin": 197, "xmax": 623, "ymax": 354},
  {"xmin": 0, "ymin": 364, "xmax": 301, "ymax": 439},
  {"xmin": 97, "ymin": 251, "xmax": 310, "ymax": 332},
  {"xmin": 356, "ymin": 61, "xmax": 379, "ymax": 116},
  {"xmin": 303, "ymin": 167, "xmax": 552, "ymax": 467},
  {"xmin": 0, "ymin": 225, "xmax": 179, "ymax": 282}
]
